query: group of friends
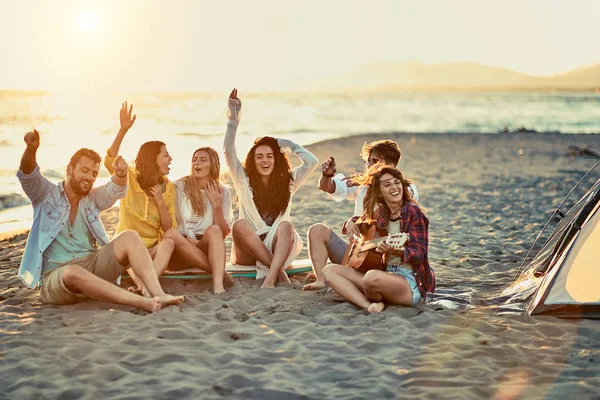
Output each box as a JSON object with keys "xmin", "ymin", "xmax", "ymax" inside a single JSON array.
[{"xmin": 16, "ymin": 89, "xmax": 435, "ymax": 314}]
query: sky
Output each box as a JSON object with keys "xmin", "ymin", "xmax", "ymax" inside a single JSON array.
[{"xmin": 1, "ymin": 0, "xmax": 599, "ymax": 92}]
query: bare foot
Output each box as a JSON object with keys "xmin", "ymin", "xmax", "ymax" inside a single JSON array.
[
  {"xmin": 367, "ymin": 302, "xmax": 385, "ymax": 314},
  {"xmin": 141, "ymin": 297, "xmax": 162, "ymax": 313},
  {"xmin": 128, "ymin": 286, "xmax": 151, "ymax": 298},
  {"xmin": 213, "ymin": 285, "xmax": 226, "ymax": 295},
  {"xmin": 223, "ymin": 272, "xmax": 235, "ymax": 286},
  {"xmin": 261, "ymin": 278, "xmax": 276, "ymax": 289},
  {"xmin": 158, "ymin": 294, "xmax": 185, "ymax": 307},
  {"xmin": 277, "ymin": 269, "xmax": 291, "ymax": 284},
  {"xmin": 302, "ymin": 280, "xmax": 326, "ymax": 291}
]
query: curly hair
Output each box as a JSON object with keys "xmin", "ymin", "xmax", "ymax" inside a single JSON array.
[
  {"xmin": 134, "ymin": 141, "xmax": 167, "ymax": 191},
  {"xmin": 351, "ymin": 166, "xmax": 417, "ymax": 221},
  {"xmin": 243, "ymin": 136, "xmax": 292, "ymax": 219},
  {"xmin": 182, "ymin": 147, "xmax": 221, "ymax": 216}
]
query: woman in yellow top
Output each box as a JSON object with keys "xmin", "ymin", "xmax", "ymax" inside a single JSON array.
[{"xmin": 104, "ymin": 102, "xmax": 177, "ymax": 292}]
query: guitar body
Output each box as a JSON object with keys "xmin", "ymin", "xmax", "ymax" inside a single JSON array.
[{"xmin": 341, "ymin": 223, "xmax": 409, "ymax": 272}]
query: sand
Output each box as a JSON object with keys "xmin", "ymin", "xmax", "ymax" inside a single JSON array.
[{"xmin": 1, "ymin": 132, "xmax": 600, "ymax": 399}]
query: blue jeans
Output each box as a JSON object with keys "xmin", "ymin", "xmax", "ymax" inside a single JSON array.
[{"xmin": 387, "ymin": 265, "xmax": 422, "ymax": 306}]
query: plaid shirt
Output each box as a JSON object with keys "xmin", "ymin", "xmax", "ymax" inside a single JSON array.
[{"xmin": 374, "ymin": 202, "xmax": 435, "ymax": 299}]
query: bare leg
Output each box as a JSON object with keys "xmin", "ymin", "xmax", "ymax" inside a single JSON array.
[
  {"xmin": 163, "ymin": 228, "xmax": 214, "ymax": 272},
  {"xmin": 261, "ymin": 221, "xmax": 294, "ymax": 289},
  {"xmin": 128, "ymin": 238, "xmax": 175, "ymax": 297},
  {"xmin": 62, "ymin": 264, "xmax": 162, "ymax": 312},
  {"xmin": 196, "ymin": 225, "xmax": 230, "ymax": 294},
  {"xmin": 362, "ymin": 270, "xmax": 414, "ymax": 307},
  {"xmin": 303, "ymin": 223, "xmax": 331, "ymax": 291},
  {"xmin": 231, "ymin": 219, "xmax": 273, "ymax": 266},
  {"xmin": 112, "ymin": 231, "xmax": 184, "ymax": 307},
  {"xmin": 322, "ymin": 264, "xmax": 373, "ymax": 311}
]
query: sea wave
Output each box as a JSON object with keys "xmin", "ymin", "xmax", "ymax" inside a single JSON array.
[{"xmin": 0, "ymin": 193, "xmax": 29, "ymax": 211}]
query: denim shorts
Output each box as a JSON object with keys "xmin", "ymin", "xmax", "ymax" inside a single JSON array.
[
  {"xmin": 325, "ymin": 229, "xmax": 349, "ymax": 264},
  {"xmin": 387, "ymin": 265, "xmax": 422, "ymax": 306}
]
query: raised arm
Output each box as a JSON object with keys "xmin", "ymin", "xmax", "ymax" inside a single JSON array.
[
  {"xmin": 88, "ymin": 155, "xmax": 129, "ymax": 211},
  {"xmin": 223, "ymin": 88, "xmax": 245, "ymax": 188},
  {"xmin": 20, "ymin": 129, "xmax": 40, "ymax": 174},
  {"xmin": 17, "ymin": 130, "xmax": 54, "ymax": 206},
  {"xmin": 105, "ymin": 102, "xmax": 136, "ymax": 174},
  {"xmin": 277, "ymin": 138, "xmax": 319, "ymax": 193},
  {"xmin": 318, "ymin": 156, "xmax": 337, "ymax": 193}
]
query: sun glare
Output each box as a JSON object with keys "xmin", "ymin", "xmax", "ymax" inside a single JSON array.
[{"xmin": 77, "ymin": 10, "xmax": 99, "ymax": 33}]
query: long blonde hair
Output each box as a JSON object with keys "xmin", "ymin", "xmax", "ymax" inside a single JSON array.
[{"xmin": 183, "ymin": 147, "xmax": 221, "ymax": 216}]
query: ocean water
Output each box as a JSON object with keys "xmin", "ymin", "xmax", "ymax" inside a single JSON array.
[{"xmin": 1, "ymin": 90, "xmax": 599, "ymax": 234}]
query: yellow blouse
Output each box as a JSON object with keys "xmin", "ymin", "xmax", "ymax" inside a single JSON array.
[{"xmin": 104, "ymin": 152, "xmax": 177, "ymax": 248}]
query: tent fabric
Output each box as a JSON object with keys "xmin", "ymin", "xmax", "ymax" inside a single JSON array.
[{"xmin": 521, "ymin": 168, "xmax": 600, "ymax": 318}]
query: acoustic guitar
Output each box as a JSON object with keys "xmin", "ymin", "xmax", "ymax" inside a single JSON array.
[{"xmin": 341, "ymin": 229, "xmax": 409, "ymax": 269}]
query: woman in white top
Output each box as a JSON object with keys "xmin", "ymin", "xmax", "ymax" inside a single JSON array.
[
  {"xmin": 224, "ymin": 88, "xmax": 319, "ymax": 288},
  {"xmin": 173, "ymin": 147, "xmax": 233, "ymax": 294}
]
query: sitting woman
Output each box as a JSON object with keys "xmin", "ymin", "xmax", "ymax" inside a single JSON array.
[
  {"xmin": 322, "ymin": 166, "xmax": 435, "ymax": 313},
  {"xmin": 224, "ymin": 88, "xmax": 318, "ymax": 288},
  {"xmin": 104, "ymin": 102, "xmax": 177, "ymax": 291},
  {"xmin": 173, "ymin": 147, "xmax": 233, "ymax": 294}
]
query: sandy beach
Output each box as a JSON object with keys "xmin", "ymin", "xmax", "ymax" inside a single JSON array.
[{"xmin": 1, "ymin": 132, "xmax": 600, "ymax": 399}]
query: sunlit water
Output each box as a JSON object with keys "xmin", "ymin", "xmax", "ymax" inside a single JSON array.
[{"xmin": 1, "ymin": 90, "xmax": 600, "ymax": 234}]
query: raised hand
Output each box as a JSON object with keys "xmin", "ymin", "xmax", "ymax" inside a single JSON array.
[
  {"xmin": 206, "ymin": 181, "xmax": 223, "ymax": 208},
  {"xmin": 24, "ymin": 129, "xmax": 40, "ymax": 150},
  {"xmin": 120, "ymin": 101, "xmax": 137, "ymax": 132},
  {"xmin": 112, "ymin": 155, "xmax": 129, "ymax": 178},
  {"xmin": 227, "ymin": 88, "xmax": 242, "ymax": 121},
  {"xmin": 148, "ymin": 184, "xmax": 164, "ymax": 204},
  {"xmin": 321, "ymin": 156, "xmax": 336, "ymax": 177}
]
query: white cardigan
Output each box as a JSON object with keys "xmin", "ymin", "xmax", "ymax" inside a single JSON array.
[
  {"xmin": 224, "ymin": 98, "xmax": 318, "ymax": 276},
  {"xmin": 174, "ymin": 178, "xmax": 233, "ymax": 238}
]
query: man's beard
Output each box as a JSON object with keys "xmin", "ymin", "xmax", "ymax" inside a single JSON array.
[{"xmin": 69, "ymin": 177, "xmax": 92, "ymax": 195}]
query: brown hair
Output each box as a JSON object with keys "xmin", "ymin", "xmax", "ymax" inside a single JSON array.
[
  {"xmin": 68, "ymin": 148, "xmax": 101, "ymax": 168},
  {"xmin": 135, "ymin": 141, "xmax": 166, "ymax": 190},
  {"xmin": 352, "ymin": 166, "xmax": 416, "ymax": 221},
  {"xmin": 243, "ymin": 136, "xmax": 292, "ymax": 219},
  {"xmin": 361, "ymin": 140, "xmax": 401, "ymax": 165},
  {"xmin": 182, "ymin": 147, "xmax": 221, "ymax": 216}
]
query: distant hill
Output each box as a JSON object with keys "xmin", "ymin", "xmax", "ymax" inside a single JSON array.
[{"xmin": 332, "ymin": 62, "xmax": 600, "ymax": 92}]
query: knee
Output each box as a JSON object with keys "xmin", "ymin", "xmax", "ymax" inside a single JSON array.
[
  {"xmin": 61, "ymin": 264, "xmax": 84, "ymax": 284},
  {"xmin": 232, "ymin": 219, "xmax": 252, "ymax": 237},
  {"xmin": 362, "ymin": 270, "xmax": 381, "ymax": 290},
  {"xmin": 321, "ymin": 264, "xmax": 339, "ymax": 283},
  {"xmin": 308, "ymin": 223, "xmax": 330, "ymax": 242},
  {"xmin": 278, "ymin": 221, "xmax": 294, "ymax": 236},
  {"xmin": 205, "ymin": 225, "xmax": 223, "ymax": 240},
  {"xmin": 159, "ymin": 237, "xmax": 175, "ymax": 252},
  {"xmin": 118, "ymin": 230, "xmax": 143, "ymax": 246}
]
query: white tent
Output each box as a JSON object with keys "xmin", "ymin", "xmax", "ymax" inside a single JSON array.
[{"xmin": 516, "ymin": 164, "xmax": 600, "ymax": 318}]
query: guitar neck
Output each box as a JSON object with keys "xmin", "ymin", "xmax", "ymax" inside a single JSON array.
[{"xmin": 360, "ymin": 236, "xmax": 389, "ymax": 251}]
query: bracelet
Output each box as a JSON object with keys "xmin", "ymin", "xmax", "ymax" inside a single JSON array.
[
  {"xmin": 322, "ymin": 171, "xmax": 335, "ymax": 178},
  {"xmin": 115, "ymin": 172, "xmax": 127, "ymax": 179}
]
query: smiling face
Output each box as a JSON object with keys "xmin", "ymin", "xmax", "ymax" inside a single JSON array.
[
  {"xmin": 378, "ymin": 172, "xmax": 404, "ymax": 206},
  {"xmin": 254, "ymin": 144, "xmax": 275, "ymax": 177},
  {"xmin": 191, "ymin": 150, "xmax": 211, "ymax": 180},
  {"xmin": 156, "ymin": 145, "xmax": 172, "ymax": 175},
  {"xmin": 67, "ymin": 156, "xmax": 100, "ymax": 196}
]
